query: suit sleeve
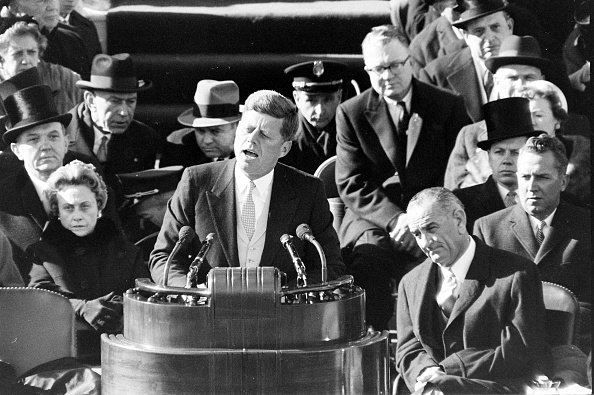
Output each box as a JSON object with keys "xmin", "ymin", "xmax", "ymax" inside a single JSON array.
[
  {"xmin": 304, "ymin": 177, "xmax": 345, "ymax": 281},
  {"xmin": 472, "ymin": 219, "xmax": 487, "ymax": 242},
  {"xmin": 440, "ymin": 262, "xmax": 551, "ymax": 379},
  {"xmin": 335, "ymin": 104, "xmax": 403, "ymax": 232},
  {"xmin": 395, "ymin": 277, "xmax": 441, "ymax": 391},
  {"xmin": 149, "ymin": 168, "xmax": 197, "ymax": 286}
]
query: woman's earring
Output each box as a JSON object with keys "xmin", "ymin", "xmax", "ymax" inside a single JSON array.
[{"xmin": 97, "ymin": 211, "xmax": 102, "ymax": 219}]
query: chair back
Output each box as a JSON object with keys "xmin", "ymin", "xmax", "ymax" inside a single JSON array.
[
  {"xmin": 314, "ymin": 156, "xmax": 344, "ymax": 233},
  {"xmin": 0, "ymin": 287, "xmax": 75, "ymax": 376},
  {"xmin": 135, "ymin": 231, "xmax": 159, "ymax": 264},
  {"xmin": 542, "ymin": 281, "xmax": 579, "ymax": 346}
]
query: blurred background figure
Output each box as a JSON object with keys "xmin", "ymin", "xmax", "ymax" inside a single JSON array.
[{"xmin": 59, "ymin": 0, "xmax": 101, "ymax": 63}]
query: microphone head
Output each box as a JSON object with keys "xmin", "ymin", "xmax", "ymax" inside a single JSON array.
[
  {"xmin": 296, "ymin": 223, "xmax": 313, "ymax": 241},
  {"xmin": 205, "ymin": 232, "xmax": 215, "ymax": 242},
  {"xmin": 178, "ymin": 226, "xmax": 196, "ymax": 244},
  {"xmin": 280, "ymin": 234, "xmax": 292, "ymax": 245}
]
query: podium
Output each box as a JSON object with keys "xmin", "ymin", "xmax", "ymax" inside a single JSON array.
[{"xmin": 101, "ymin": 267, "xmax": 390, "ymax": 394}]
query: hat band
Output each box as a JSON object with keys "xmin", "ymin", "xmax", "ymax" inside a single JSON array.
[
  {"xmin": 90, "ymin": 75, "xmax": 140, "ymax": 89},
  {"xmin": 193, "ymin": 102, "xmax": 239, "ymax": 119}
]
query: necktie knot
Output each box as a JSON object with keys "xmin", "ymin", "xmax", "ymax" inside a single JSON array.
[
  {"xmin": 396, "ymin": 101, "xmax": 409, "ymax": 135},
  {"xmin": 504, "ymin": 190, "xmax": 517, "ymax": 207}
]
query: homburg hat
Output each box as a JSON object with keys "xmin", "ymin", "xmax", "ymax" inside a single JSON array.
[
  {"xmin": 284, "ymin": 60, "xmax": 348, "ymax": 93},
  {"xmin": 76, "ymin": 53, "xmax": 152, "ymax": 93},
  {"xmin": 451, "ymin": 0, "xmax": 508, "ymax": 29},
  {"xmin": 477, "ymin": 97, "xmax": 542, "ymax": 150},
  {"xmin": 485, "ymin": 35, "xmax": 552, "ymax": 75},
  {"xmin": 2, "ymin": 84, "xmax": 72, "ymax": 144},
  {"xmin": 177, "ymin": 80, "xmax": 242, "ymax": 128}
]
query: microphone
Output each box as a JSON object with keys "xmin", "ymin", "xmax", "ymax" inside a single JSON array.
[
  {"xmin": 162, "ymin": 226, "xmax": 196, "ymax": 286},
  {"xmin": 296, "ymin": 223, "xmax": 327, "ymax": 284},
  {"xmin": 185, "ymin": 233, "xmax": 215, "ymax": 288},
  {"xmin": 280, "ymin": 234, "xmax": 308, "ymax": 287}
]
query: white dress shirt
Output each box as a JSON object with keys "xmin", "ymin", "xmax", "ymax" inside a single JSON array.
[
  {"xmin": 436, "ymin": 237, "xmax": 475, "ymax": 299},
  {"xmin": 528, "ymin": 209, "xmax": 557, "ymax": 246},
  {"xmin": 495, "ymin": 182, "xmax": 518, "ymax": 205},
  {"xmin": 234, "ymin": 167, "xmax": 274, "ymax": 267},
  {"xmin": 93, "ymin": 127, "xmax": 112, "ymax": 155}
]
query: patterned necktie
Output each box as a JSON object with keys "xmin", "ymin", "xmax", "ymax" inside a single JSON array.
[
  {"xmin": 504, "ymin": 191, "xmax": 517, "ymax": 207},
  {"xmin": 437, "ymin": 268, "xmax": 457, "ymax": 317},
  {"xmin": 536, "ymin": 221, "xmax": 546, "ymax": 245},
  {"xmin": 484, "ymin": 70, "xmax": 494, "ymax": 99},
  {"xmin": 396, "ymin": 101, "xmax": 409, "ymax": 136},
  {"xmin": 241, "ymin": 181, "xmax": 256, "ymax": 240},
  {"xmin": 96, "ymin": 135, "xmax": 109, "ymax": 163}
]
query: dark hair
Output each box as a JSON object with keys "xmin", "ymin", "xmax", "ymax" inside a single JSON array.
[
  {"xmin": 243, "ymin": 90, "xmax": 299, "ymax": 141},
  {"xmin": 520, "ymin": 134, "xmax": 568, "ymax": 175},
  {"xmin": 46, "ymin": 160, "xmax": 108, "ymax": 216},
  {"xmin": 362, "ymin": 24, "xmax": 409, "ymax": 51},
  {"xmin": 0, "ymin": 22, "xmax": 47, "ymax": 58}
]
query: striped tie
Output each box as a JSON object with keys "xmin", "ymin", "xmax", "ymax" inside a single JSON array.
[
  {"xmin": 536, "ymin": 221, "xmax": 546, "ymax": 245},
  {"xmin": 241, "ymin": 181, "xmax": 256, "ymax": 240}
]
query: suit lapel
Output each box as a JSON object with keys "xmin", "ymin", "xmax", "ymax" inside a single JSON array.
[
  {"xmin": 446, "ymin": 239, "xmax": 489, "ymax": 329},
  {"xmin": 364, "ymin": 93, "xmax": 400, "ymax": 170},
  {"xmin": 446, "ymin": 50, "xmax": 483, "ymax": 122},
  {"xmin": 413, "ymin": 262, "xmax": 443, "ymax": 358},
  {"xmin": 260, "ymin": 165, "xmax": 298, "ymax": 267},
  {"xmin": 534, "ymin": 203, "xmax": 569, "ymax": 264},
  {"xmin": 483, "ymin": 177, "xmax": 506, "ymax": 213},
  {"xmin": 206, "ymin": 160, "xmax": 239, "ymax": 267},
  {"xmin": 20, "ymin": 172, "xmax": 47, "ymax": 229},
  {"xmin": 510, "ymin": 205, "xmax": 539, "ymax": 259}
]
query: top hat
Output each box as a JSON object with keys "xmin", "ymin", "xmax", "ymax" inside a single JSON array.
[
  {"xmin": 284, "ymin": 60, "xmax": 348, "ymax": 93},
  {"xmin": 485, "ymin": 35, "xmax": 552, "ymax": 75},
  {"xmin": 0, "ymin": 67, "xmax": 42, "ymax": 134},
  {"xmin": 118, "ymin": 165, "xmax": 183, "ymax": 201},
  {"xmin": 76, "ymin": 53, "xmax": 152, "ymax": 93},
  {"xmin": 477, "ymin": 97, "xmax": 542, "ymax": 150},
  {"xmin": 177, "ymin": 80, "xmax": 242, "ymax": 128},
  {"xmin": 451, "ymin": 0, "xmax": 508, "ymax": 29},
  {"xmin": 2, "ymin": 84, "xmax": 72, "ymax": 144}
]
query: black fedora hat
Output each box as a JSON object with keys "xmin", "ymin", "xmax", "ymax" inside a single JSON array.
[
  {"xmin": 452, "ymin": 0, "xmax": 508, "ymax": 29},
  {"xmin": 2, "ymin": 85, "xmax": 72, "ymax": 144},
  {"xmin": 76, "ymin": 53, "xmax": 152, "ymax": 93},
  {"xmin": 477, "ymin": 97, "xmax": 542, "ymax": 150},
  {"xmin": 485, "ymin": 35, "xmax": 552, "ymax": 75}
]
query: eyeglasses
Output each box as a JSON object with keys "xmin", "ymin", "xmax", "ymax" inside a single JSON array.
[{"xmin": 365, "ymin": 56, "xmax": 410, "ymax": 75}]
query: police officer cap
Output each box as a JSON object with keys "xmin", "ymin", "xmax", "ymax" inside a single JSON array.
[{"xmin": 284, "ymin": 60, "xmax": 348, "ymax": 93}]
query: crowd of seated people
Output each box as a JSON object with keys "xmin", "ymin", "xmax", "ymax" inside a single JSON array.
[{"xmin": 0, "ymin": 0, "xmax": 591, "ymax": 393}]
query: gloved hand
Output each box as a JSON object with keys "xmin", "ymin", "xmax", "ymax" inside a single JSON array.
[{"xmin": 77, "ymin": 292, "xmax": 123, "ymax": 333}]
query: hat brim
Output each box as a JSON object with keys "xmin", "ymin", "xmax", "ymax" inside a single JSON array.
[
  {"xmin": 452, "ymin": 5, "xmax": 507, "ymax": 29},
  {"xmin": 485, "ymin": 56, "xmax": 552, "ymax": 74},
  {"xmin": 177, "ymin": 107, "xmax": 242, "ymax": 128},
  {"xmin": 75, "ymin": 80, "xmax": 153, "ymax": 93},
  {"xmin": 3, "ymin": 113, "xmax": 72, "ymax": 144},
  {"xmin": 477, "ymin": 129, "xmax": 543, "ymax": 150}
]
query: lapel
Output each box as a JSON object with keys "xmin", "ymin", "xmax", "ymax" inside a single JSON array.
[
  {"xmin": 364, "ymin": 91, "xmax": 400, "ymax": 170},
  {"xmin": 445, "ymin": 238, "xmax": 489, "ymax": 330},
  {"xmin": 19, "ymin": 170, "xmax": 47, "ymax": 229},
  {"xmin": 412, "ymin": 261, "xmax": 444, "ymax": 357},
  {"xmin": 206, "ymin": 160, "xmax": 239, "ymax": 267},
  {"xmin": 445, "ymin": 49, "xmax": 483, "ymax": 122},
  {"xmin": 482, "ymin": 176, "xmax": 506, "ymax": 212},
  {"xmin": 259, "ymin": 165, "xmax": 299, "ymax": 267},
  {"xmin": 510, "ymin": 204, "xmax": 539, "ymax": 259},
  {"xmin": 534, "ymin": 202, "xmax": 570, "ymax": 264}
]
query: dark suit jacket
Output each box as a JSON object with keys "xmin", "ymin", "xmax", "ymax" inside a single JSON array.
[
  {"xmin": 409, "ymin": 16, "xmax": 466, "ymax": 76},
  {"xmin": 454, "ymin": 176, "xmax": 506, "ymax": 232},
  {"xmin": 0, "ymin": 151, "xmax": 119, "ymax": 284},
  {"xmin": 41, "ymin": 23, "xmax": 90, "ymax": 80},
  {"xmin": 474, "ymin": 202, "xmax": 591, "ymax": 302},
  {"xmin": 280, "ymin": 114, "xmax": 337, "ymax": 175},
  {"xmin": 149, "ymin": 160, "xmax": 345, "ymax": 287},
  {"xmin": 396, "ymin": 238, "xmax": 550, "ymax": 391},
  {"xmin": 335, "ymin": 79, "xmax": 470, "ymax": 246},
  {"xmin": 67, "ymin": 10, "xmax": 102, "ymax": 64},
  {"xmin": 419, "ymin": 47, "xmax": 484, "ymax": 123}
]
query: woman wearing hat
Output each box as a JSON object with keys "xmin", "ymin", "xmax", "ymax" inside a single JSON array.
[{"xmin": 28, "ymin": 161, "xmax": 149, "ymax": 353}]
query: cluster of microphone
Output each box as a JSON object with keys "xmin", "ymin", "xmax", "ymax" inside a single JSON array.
[{"xmin": 161, "ymin": 223, "xmax": 327, "ymax": 290}]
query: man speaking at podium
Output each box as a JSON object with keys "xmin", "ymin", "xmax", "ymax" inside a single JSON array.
[{"xmin": 149, "ymin": 90, "xmax": 345, "ymax": 287}]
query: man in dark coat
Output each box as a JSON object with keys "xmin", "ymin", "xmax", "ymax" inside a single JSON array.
[
  {"xmin": 396, "ymin": 187, "xmax": 550, "ymax": 393},
  {"xmin": 335, "ymin": 24, "xmax": 470, "ymax": 330},
  {"xmin": 454, "ymin": 97, "xmax": 540, "ymax": 231},
  {"xmin": 160, "ymin": 79, "xmax": 240, "ymax": 168},
  {"xmin": 280, "ymin": 60, "xmax": 347, "ymax": 175},
  {"xmin": 150, "ymin": 90, "xmax": 345, "ymax": 288},
  {"xmin": 66, "ymin": 53, "xmax": 161, "ymax": 203},
  {"xmin": 59, "ymin": 0, "xmax": 102, "ymax": 64}
]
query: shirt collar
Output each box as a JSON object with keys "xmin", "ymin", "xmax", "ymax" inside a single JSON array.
[
  {"xmin": 93, "ymin": 126, "xmax": 111, "ymax": 145},
  {"xmin": 495, "ymin": 182, "xmax": 516, "ymax": 202},
  {"xmin": 384, "ymin": 85, "xmax": 413, "ymax": 113},
  {"xmin": 438, "ymin": 236, "xmax": 475, "ymax": 284},
  {"xmin": 528, "ymin": 208, "xmax": 557, "ymax": 230},
  {"xmin": 234, "ymin": 165, "xmax": 275, "ymax": 194}
]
